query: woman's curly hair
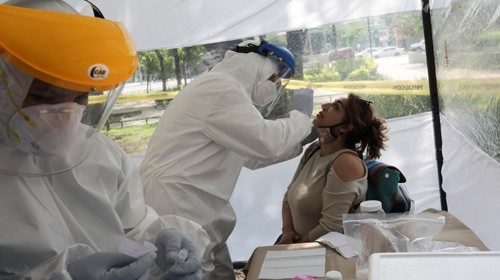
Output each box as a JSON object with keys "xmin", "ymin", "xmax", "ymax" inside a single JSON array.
[{"xmin": 341, "ymin": 93, "xmax": 388, "ymax": 160}]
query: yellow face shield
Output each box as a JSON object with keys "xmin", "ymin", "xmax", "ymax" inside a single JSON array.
[
  {"xmin": 0, "ymin": 4, "xmax": 138, "ymax": 176},
  {"xmin": 0, "ymin": 4, "xmax": 138, "ymax": 92}
]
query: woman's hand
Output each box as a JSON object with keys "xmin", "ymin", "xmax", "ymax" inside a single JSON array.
[
  {"xmin": 277, "ymin": 228, "xmax": 298, "ymax": 244},
  {"xmin": 294, "ymin": 235, "xmax": 310, "ymax": 243}
]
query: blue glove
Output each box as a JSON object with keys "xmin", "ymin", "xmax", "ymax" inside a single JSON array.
[
  {"xmin": 292, "ymin": 88, "xmax": 314, "ymax": 117},
  {"xmin": 155, "ymin": 229, "xmax": 202, "ymax": 279},
  {"xmin": 67, "ymin": 251, "xmax": 156, "ymax": 280}
]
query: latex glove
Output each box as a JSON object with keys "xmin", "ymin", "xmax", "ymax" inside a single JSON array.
[
  {"xmin": 67, "ymin": 251, "xmax": 156, "ymax": 280},
  {"xmin": 291, "ymin": 88, "xmax": 314, "ymax": 117},
  {"xmin": 301, "ymin": 125, "xmax": 318, "ymax": 146},
  {"xmin": 155, "ymin": 229, "xmax": 201, "ymax": 279}
]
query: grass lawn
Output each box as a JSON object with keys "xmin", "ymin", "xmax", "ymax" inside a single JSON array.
[{"xmin": 103, "ymin": 123, "xmax": 158, "ymax": 154}]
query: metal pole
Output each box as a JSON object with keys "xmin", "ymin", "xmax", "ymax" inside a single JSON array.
[
  {"xmin": 367, "ymin": 17, "xmax": 373, "ymax": 57},
  {"xmin": 421, "ymin": 0, "xmax": 447, "ymax": 211}
]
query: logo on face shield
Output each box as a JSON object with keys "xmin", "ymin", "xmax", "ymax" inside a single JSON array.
[{"xmin": 87, "ymin": 64, "xmax": 109, "ymax": 80}]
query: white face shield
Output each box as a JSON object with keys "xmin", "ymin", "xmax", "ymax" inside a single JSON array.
[
  {"xmin": 0, "ymin": 59, "xmax": 126, "ymax": 176},
  {"xmin": 252, "ymin": 58, "xmax": 292, "ymax": 119}
]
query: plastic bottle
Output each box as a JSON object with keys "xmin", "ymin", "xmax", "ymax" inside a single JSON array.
[
  {"xmin": 359, "ymin": 200, "xmax": 385, "ymax": 214},
  {"xmin": 325, "ymin": 270, "xmax": 342, "ymax": 280}
]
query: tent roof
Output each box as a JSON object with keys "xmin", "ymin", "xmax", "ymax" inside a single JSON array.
[{"xmin": 75, "ymin": 0, "xmax": 451, "ymax": 51}]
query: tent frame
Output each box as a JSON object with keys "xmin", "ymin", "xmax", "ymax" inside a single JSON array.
[{"xmin": 421, "ymin": 0, "xmax": 447, "ymax": 211}]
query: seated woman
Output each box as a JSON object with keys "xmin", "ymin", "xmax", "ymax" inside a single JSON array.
[{"xmin": 277, "ymin": 93, "xmax": 387, "ymax": 244}]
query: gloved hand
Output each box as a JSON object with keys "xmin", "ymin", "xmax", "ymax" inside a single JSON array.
[
  {"xmin": 67, "ymin": 251, "xmax": 156, "ymax": 280},
  {"xmin": 291, "ymin": 88, "xmax": 314, "ymax": 117},
  {"xmin": 300, "ymin": 125, "xmax": 318, "ymax": 146},
  {"xmin": 155, "ymin": 229, "xmax": 202, "ymax": 279}
]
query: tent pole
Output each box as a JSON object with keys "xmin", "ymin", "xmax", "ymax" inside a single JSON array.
[{"xmin": 421, "ymin": 0, "xmax": 447, "ymax": 211}]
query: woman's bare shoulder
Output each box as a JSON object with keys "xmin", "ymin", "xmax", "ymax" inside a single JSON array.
[{"xmin": 331, "ymin": 152, "xmax": 365, "ymax": 182}]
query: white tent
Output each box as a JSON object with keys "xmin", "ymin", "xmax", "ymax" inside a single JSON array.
[
  {"xmin": 6, "ymin": 0, "xmax": 498, "ymax": 261},
  {"xmin": 91, "ymin": 0, "xmax": 500, "ymax": 255},
  {"xmin": 84, "ymin": 0, "xmax": 453, "ymax": 51}
]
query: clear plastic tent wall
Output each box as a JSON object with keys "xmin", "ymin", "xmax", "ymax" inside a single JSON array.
[{"xmin": 431, "ymin": 0, "xmax": 500, "ymax": 250}]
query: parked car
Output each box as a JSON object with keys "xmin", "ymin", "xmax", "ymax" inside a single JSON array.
[
  {"xmin": 355, "ymin": 47, "xmax": 381, "ymax": 59},
  {"xmin": 328, "ymin": 47, "xmax": 355, "ymax": 61},
  {"xmin": 410, "ymin": 39, "xmax": 426, "ymax": 52},
  {"xmin": 372, "ymin": 46, "xmax": 405, "ymax": 58}
]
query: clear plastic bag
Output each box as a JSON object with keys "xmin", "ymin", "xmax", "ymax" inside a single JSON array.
[{"xmin": 342, "ymin": 212, "xmax": 478, "ymax": 279}]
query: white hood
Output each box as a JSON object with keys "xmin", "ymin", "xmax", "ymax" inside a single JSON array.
[{"xmin": 210, "ymin": 50, "xmax": 277, "ymax": 102}]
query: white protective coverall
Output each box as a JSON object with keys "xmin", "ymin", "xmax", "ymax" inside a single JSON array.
[
  {"xmin": 0, "ymin": 59, "xmax": 209, "ymax": 279},
  {"xmin": 140, "ymin": 50, "xmax": 311, "ymax": 279}
]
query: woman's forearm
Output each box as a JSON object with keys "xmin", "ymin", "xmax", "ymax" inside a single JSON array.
[{"xmin": 281, "ymin": 200, "xmax": 294, "ymax": 231}]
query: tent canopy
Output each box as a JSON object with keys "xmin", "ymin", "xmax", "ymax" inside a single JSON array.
[
  {"xmin": 2, "ymin": 0, "xmax": 498, "ymax": 256},
  {"xmin": 72, "ymin": 0, "xmax": 452, "ymax": 51}
]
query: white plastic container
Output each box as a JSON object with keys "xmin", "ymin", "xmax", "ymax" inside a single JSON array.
[
  {"xmin": 324, "ymin": 270, "xmax": 342, "ymax": 280},
  {"xmin": 359, "ymin": 200, "xmax": 384, "ymax": 214}
]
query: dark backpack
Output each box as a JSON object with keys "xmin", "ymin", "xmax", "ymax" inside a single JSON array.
[{"xmin": 364, "ymin": 160, "xmax": 412, "ymax": 213}]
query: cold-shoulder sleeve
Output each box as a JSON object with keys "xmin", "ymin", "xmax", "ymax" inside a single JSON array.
[{"xmin": 306, "ymin": 161, "xmax": 366, "ymax": 240}]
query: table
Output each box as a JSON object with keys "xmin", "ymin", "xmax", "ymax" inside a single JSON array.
[{"xmin": 244, "ymin": 210, "xmax": 488, "ymax": 280}]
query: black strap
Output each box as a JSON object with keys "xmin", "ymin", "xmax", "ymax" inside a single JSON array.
[
  {"xmin": 82, "ymin": 0, "xmax": 104, "ymax": 18},
  {"xmin": 233, "ymin": 40, "xmax": 268, "ymax": 54}
]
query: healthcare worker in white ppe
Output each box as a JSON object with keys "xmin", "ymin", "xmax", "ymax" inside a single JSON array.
[
  {"xmin": 140, "ymin": 40, "xmax": 315, "ymax": 279},
  {"xmin": 0, "ymin": 1, "xmax": 206, "ymax": 279}
]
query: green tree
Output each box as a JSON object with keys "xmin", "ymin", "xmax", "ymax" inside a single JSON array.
[
  {"xmin": 170, "ymin": 48, "xmax": 182, "ymax": 88},
  {"xmin": 155, "ymin": 50, "xmax": 167, "ymax": 91},
  {"xmin": 264, "ymin": 33, "xmax": 287, "ymax": 46},
  {"xmin": 182, "ymin": 46, "xmax": 206, "ymax": 82},
  {"xmin": 138, "ymin": 51, "xmax": 160, "ymax": 92},
  {"xmin": 286, "ymin": 30, "xmax": 306, "ymax": 79},
  {"xmin": 384, "ymin": 12, "xmax": 423, "ymax": 48},
  {"xmin": 337, "ymin": 20, "xmax": 367, "ymax": 48}
]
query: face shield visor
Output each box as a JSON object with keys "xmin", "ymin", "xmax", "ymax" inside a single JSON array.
[
  {"xmin": 0, "ymin": 5, "xmax": 137, "ymax": 175},
  {"xmin": 253, "ymin": 44, "xmax": 295, "ymax": 119}
]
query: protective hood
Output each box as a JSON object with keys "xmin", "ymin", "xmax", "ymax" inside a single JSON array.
[
  {"xmin": 0, "ymin": 58, "xmax": 32, "ymax": 147},
  {"xmin": 210, "ymin": 50, "xmax": 277, "ymax": 103}
]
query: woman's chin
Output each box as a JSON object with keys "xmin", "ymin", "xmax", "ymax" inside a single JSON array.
[{"xmin": 312, "ymin": 119, "xmax": 320, "ymax": 127}]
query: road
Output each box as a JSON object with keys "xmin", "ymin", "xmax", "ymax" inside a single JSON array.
[{"xmin": 374, "ymin": 54, "xmax": 427, "ymax": 80}]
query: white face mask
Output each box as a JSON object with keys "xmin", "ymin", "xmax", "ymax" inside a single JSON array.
[
  {"xmin": 253, "ymin": 80, "xmax": 277, "ymax": 108},
  {"xmin": 315, "ymin": 121, "xmax": 348, "ymax": 144},
  {"xmin": 8, "ymin": 102, "xmax": 85, "ymax": 155},
  {"xmin": 316, "ymin": 127, "xmax": 336, "ymax": 144}
]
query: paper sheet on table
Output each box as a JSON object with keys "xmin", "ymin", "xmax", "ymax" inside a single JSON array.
[
  {"xmin": 258, "ymin": 248, "xmax": 326, "ymax": 279},
  {"xmin": 119, "ymin": 237, "xmax": 157, "ymax": 258},
  {"xmin": 316, "ymin": 231, "xmax": 358, "ymax": 258}
]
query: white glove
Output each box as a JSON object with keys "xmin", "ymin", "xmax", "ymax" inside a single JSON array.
[
  {"xmin": 292, "ymin": 88, "xmax": 314, "ymax": 117},
  {"xmin": 155, "ymin": 229, "xmax": 201, "ymax": 279}
]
